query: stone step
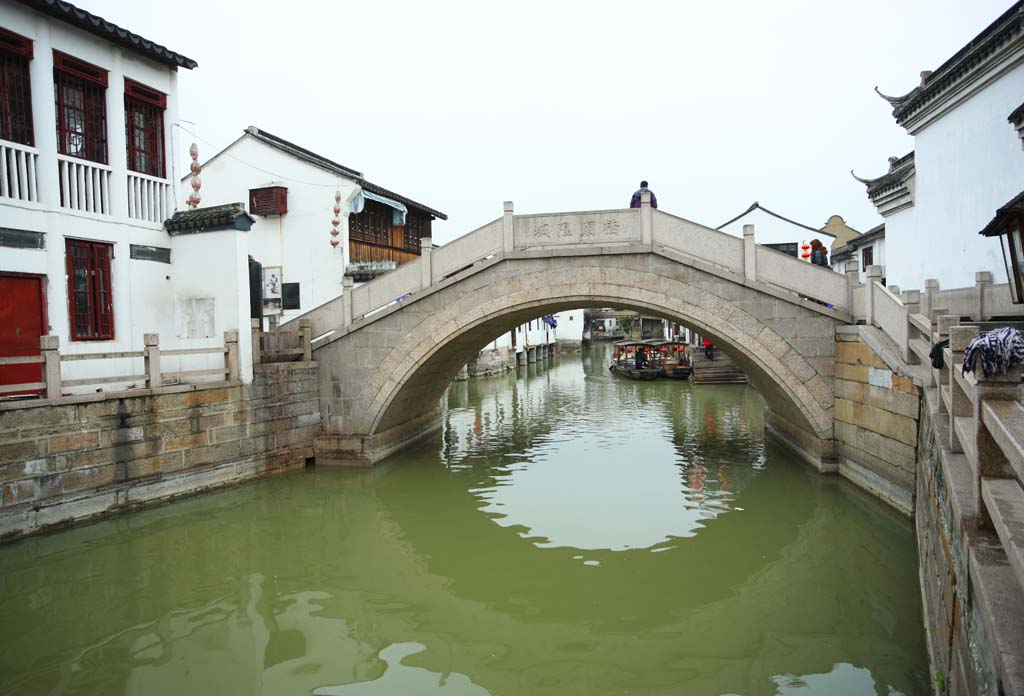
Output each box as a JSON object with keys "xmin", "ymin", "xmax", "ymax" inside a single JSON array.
[
  {"xmin": 982, "ymin": 400, "xmax": 1024, "ymax": 482},
  {"xmin": 980, "ymin": 478, "xmax": 1024, "ymax": 604},
  {"xmin": 910, "ymin": 336, "xmax": 931, "ymax": 365}
]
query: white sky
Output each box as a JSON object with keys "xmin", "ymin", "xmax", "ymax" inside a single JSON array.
[{"xmin": 85, "ymin": 0, "xmax": 1013, "ymax": 243}]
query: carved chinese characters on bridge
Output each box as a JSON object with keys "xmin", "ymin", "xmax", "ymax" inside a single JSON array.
[{"xmin": 515, "ymin": 212, "xmax": 639, "ymax": 246}]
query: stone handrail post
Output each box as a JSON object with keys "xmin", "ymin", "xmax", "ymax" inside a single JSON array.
[
  {"xmin": 299, "ymin": 321, "xmax": 312, "ymax": 362},
  {"xmin": 224, "ymin": 330, "xmax": 240, "ymax": 380},
  {"xmin": 902, "ymin": 289, "xmax": 921, "ymax": 315},
  {"xmin": 640, "ymin": 192, "xmax": 653, "ymax": 248},
  {"xmin": 865, "ymin": 265, "xmax": 883, "ymax": 326},
  {"xmin": 41, "ymin": 335, "xmax": 61, "ymax": 400},
  {"xmin": 974, "ymin": 364, "xmax": 1023, "ymax": 527},
  {"xmin": 268, "ymin": 314, "xmax": 279, "ymax": 333},
  {"xmin": 420, "ymin": 237, "xmax": 433, "ymax": 288},
  {"xmin": 923, "ymin": 278, "xmax": 939, "ymax": 318},
  {"xmin": 934, "ymin": 314, "xmax": 958, "ymax": 412},
  {"xmin": 144, "ymin": 333, "xmax": 161, "ymax": 389},
  {"xmin": 845, "ymin": 266, "xmax": 860, "ymax": 317},
  {"xmin": 503, "ymin": 201, "xmax": 514, "ymax": 252},
  {"xmin": 975, "ymin": 271, "xmax": 993, "ymax": 321},
  {"xmin": 948, "ymin": 325, "xmax": 979, "ymax": 453},
  {"xmin": 342, "ymin": 276, "xmax": 354, "ymax": 327},
  {"xmin": 743, "ymin": 224, "xmax": 756, "ymax": 283},
  {"xmin": 251, "ymin": 318, "xmax": 262, "ymax": 367}
]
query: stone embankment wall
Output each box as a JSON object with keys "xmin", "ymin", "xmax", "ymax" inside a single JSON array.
[
  {"xmin": 0, "ymin": 362, "xmax": 319, "ymax": 542},
  {"xmin": 833, "ymin": 326, "xmax": 921, "ymax": 516}
]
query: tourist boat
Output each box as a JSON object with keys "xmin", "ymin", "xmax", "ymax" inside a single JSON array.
[
  {"xmin": 644, "ymin": 339, "xmax": 693, "ymax": 380},
  {"xmin": 609, "ymin": 340, "xmax": 661, "ymax": 380}
]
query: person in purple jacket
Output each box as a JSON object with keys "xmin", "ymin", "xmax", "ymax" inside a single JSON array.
[{"xmin": 629, "ymin": 180, "xmax": 658, "ymax": 209}]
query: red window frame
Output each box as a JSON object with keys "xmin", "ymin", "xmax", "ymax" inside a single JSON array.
[
  {"xmin": 0, "ymin": 28, "xmax": 34, "ymax": 146},
  {"xmin": 53, "ymin": 51, "xmax": 108, "ymax": 164},
  {"xmin": 861, "ymin": 245, "xmax": 874, "ymax": 271},
  {"xmin": 65, "ymin": 239, "xmax": 114, "ymax": 341},
  {"xmin": 124, "ymin": 79, "xmax": 166, "ymax": 178}
]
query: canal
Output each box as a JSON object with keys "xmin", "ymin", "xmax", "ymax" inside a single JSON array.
[{"xmin": 0, "ymin": 344, "xmax": 928, "ymax": 695}]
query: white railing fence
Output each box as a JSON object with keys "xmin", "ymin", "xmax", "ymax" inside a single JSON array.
[
  {"xmin": 58, "ymin": 154, "xmax": 112, "ymax": 215},
  {"xmin": 127, "ymin": 171, "xmax": 172, "ymax": 224},
  {"xmin": 0, "ymin": 331, "xmax": 239, "ymax": 403},
  {"xmin": 0, "ymin": 139, "xmax": 39, "ymax": 203}
]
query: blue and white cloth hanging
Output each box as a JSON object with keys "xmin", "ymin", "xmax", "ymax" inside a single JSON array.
[
  {"xmin": 541, "ymin": 315, "xmax": 558, "ymax": 328},
  {"xmin": 962, "ymin": 327, "xmax": 1024, "ymax": 378}
]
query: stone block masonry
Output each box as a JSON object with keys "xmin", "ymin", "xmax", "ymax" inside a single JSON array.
[
  {"xmin": 0, "ymin": 362, "xmax": 320, "ymax": 542},
  {"xmin": 833, "ymin": 326, "xmax": 922, "ymax": 516}
]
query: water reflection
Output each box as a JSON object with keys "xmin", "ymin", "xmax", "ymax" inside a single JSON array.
[{"xmin": 0, "ymin": 344, "xmax": 929, "ymax": 696}]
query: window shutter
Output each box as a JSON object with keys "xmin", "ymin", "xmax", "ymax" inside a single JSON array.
[
  {"xmin": 249, "ymin": 186, "xmax": 288, "ymax": 215},
  {"xmin": 66, "ymin": 239, "xmax": 114, "ymax": 340},
  {"xmin": 93, "ymin": 243, "xmax": 114, "ymax": 339}
]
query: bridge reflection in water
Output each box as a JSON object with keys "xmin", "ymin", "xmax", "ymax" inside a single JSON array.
[{"xmin": 0, "ymin": 345, "xmax": 928, "ymax": 696}]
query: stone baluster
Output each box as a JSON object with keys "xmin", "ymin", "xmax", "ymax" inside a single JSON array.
[
  {"xmin": 973, "ymin": 364, "xmax": 1023, "ymax": 527},
  {"xmin": 251, "ymin": 318, "xmax": 262, "ymax": 367},
  {"xmin": 902, "ymin": 290, "xmax": 921, "ymax": 316},
  {"xmin": 144, "ymin": 333, "xmax": 161, "ymax": 389},
  {"xmin": 299, "ymin": 321, "xmax": 312, "ymax": 362},
  {"xmin": 975, "ymin": 271, "xmax": 993, "ymax": 321},
  {"xmin": 865, "ymin": 265, "xmax": 882, "ymax": 327},
  {"xmin": 503, "ymin": 201, "xmax": 514, "ymax": 252},
  {"xmin": 934, "ymin": 315, "xmax": 957, "ymax": 412},
  {"xmin": 224, "ymin": 330, "xmax": 240, "ymax": 380},
  {"xmin": 845, "ymin": 266, "xmax": 860, "ymax": 320},
  {"xmin": 41, "ymin": 335, "xmax": 61, "ymax": 401},
  {"xmin": 342, "ymin": 276, "xmax": 354, "ymax": 327},
  {"xmin": 640, "ymin": 192, "xmax": 653, "ymax": 248},
  {"xmin": 743, "ymin": 224, "xmax": 756, "ymax": 283},
  {"xmin": 948, "ymin": 325, "xmax": 979, "ymax": 453},
  {"xmin": 420, "ymin": 237, "xmax": 433, "ymax": 288},
  {"xmin": 923, "ymin": 278, "xmax": 939, "ymax": 320}
]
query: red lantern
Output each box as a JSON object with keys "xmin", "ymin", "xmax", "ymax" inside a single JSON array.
[
  {"xmin": 661, "ymin": 347, "xmax": 668, "ymax": 353},
  {"xmin": 626, "ymin": 348, "xmax": 633, "ymax": 354}
]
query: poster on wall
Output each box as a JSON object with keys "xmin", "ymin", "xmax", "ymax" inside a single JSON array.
[{"xmin": 262, "ymin": 266, "xmax": 282, "ymax": 315}]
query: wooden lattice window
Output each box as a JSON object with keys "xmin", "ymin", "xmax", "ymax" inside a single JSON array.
[
  {"xmin": 862, "ymin": 245, "xmax": 874, "ymax": 271},
  {"xmin": 0, "ymin": 28, "xmax": 33, "ymax": 146},
  {"xmin": 66, "ymin": 239, "xmax": 114, "ymax": 340},
  {"xmin": 124, "ymin": 79, "xmax": 165, "ymax": 178},
  {"xmin": 249, "ymin": 186, "xmax": 288, "ymax": 215},
  {"xmin": 349, "ymin": 198, "xmax": 391, "ymax": 245},
  {"xmin": 54, "ymin": 51, "xmax": 107, "ymax": 164},
  {"xmin": 403, "ymin": 211, "xmax": 429, "ymax": 253}
]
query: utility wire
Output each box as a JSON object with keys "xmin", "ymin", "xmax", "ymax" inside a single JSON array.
[{"xmin": 172, "ymin": 122, "xmax": 351, "ymax": 189}]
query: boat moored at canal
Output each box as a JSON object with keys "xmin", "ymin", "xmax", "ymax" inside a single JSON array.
[
  {"xmin": 644, "ymin": 339, "xmax": 692, "ymax": 380},
  {"xmin": 609, "ymin": 340, "xmax": 661, "ymax": 380}
]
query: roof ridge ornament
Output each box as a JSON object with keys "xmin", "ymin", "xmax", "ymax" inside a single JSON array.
[{"xmin": 873, "ymin": 85, "xmax": 915, "ymax": 105}]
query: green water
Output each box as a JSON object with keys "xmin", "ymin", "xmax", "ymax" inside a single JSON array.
[{"xmin": 0, "ymin": 344, "xmax": 928, "ymax": 696}]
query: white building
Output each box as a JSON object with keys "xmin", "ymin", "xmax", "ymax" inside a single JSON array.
[
  {"xmin": 857, "ymin": 1, "xmax": 1024, "ymax": 291},
  {"xmin": 192, "ymin": 126, "xmax": 447, "ymax": 324},
  {"xmin": 0, "ymin": 0, "xmax": 205, "ymax": 389},
  {"xmin": 717, "ymin": 202, "xmax": 836, "ymax": 261},
  {"xmin": 470, "ymin": 310, "xmax": 585, "ymax": 375},
  {"xmin": 830, "ymin": 223, "xmax": 886, "ymax": 284}
]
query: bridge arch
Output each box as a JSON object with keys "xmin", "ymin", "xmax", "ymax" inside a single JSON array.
[{"xmin": 313, "ymin": 254, "xmax": 841, "ymax": 467}]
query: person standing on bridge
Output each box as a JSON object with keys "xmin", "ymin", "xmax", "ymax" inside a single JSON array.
[
  {"xmin": 630, "ymin": 181, "xmax": 658, "ymax": 209},
  {"xmin": 809, "ymin": 239, "xmax": 829, "ymax": 267}
]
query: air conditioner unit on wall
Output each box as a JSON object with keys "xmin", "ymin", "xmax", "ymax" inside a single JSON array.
[{"xmin": 249, "ymin": 186, "xmax": 288, "ymax": 216}]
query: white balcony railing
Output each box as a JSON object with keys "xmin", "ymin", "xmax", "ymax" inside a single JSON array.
[
  {"xmin": 58, "ymin": 154, "xmax": 112, "ymax": 215},
  {"xmin": 0, "ymin": 139, "xmax": 39, "ymax": 203},
  {"xmin": 127, "ymin": 170, "xmax": 172, "ymax": 224}
]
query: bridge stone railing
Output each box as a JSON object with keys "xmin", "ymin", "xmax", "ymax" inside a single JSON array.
[{"xmin": 289, "ymin": 195, "xmax": 854, "ymax": 341}]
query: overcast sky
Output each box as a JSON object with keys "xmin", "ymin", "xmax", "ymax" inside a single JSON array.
[{"xmin": 87, "ymin": 0, "xmax": 1012, "ymax": 243}]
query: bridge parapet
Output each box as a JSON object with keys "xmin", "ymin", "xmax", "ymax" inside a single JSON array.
[{"xmin": 286, "ymin": 199, "xmax": 852, "ymax": 340}]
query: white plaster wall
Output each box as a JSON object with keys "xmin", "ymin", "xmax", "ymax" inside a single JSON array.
[
  {"xmin": 195, "ymin": 136, "xmax": 359, "ymax": 321},
  {"xmin": 888, "ymin": 64, "xmax": 1024, "ymax": 292},
  {"xmin": 0, "ymin": 3, "xmax": 252, "ymax": 389},
  {"xmin": 718, "ymin": 207, "xmax": 835, "ymax": 251}
]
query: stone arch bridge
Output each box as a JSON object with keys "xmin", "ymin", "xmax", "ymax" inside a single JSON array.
[{"xmin": 285, "ymin": 198, "xmax": 852, "ymax": 467}]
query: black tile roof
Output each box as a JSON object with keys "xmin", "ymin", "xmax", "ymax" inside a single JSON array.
[
  {"xmin": 244, "ymin": 127, "xmax": 448, "ymax": 220},
  {"xmin": 1010, "ymin": 101, "xmax": 1024, "ymax": 126},
  {"xmin": 165, "ymin": 203, "xmax": 254, "ymax": 234},
  {"xmin": 715, "ymin": 201, "xmax": 834, "ymax": 237},
  {"xmin": 979, "ymin": 189, "xmax": 1024, "ymax": 237},
  {"xmin": 831, "ymin": 224, "xmax": 884, "ymax": 261},
  {"xmin": 876, "ymin": 1, "xmax": 1023, "ymax": 127},
  {"xmin": 852, "ymin": 152, "xmax": 915, "ymax": 200},
  {"xmin": 15, "ymin": 0, "xmax": 198, "ymax": 69}
]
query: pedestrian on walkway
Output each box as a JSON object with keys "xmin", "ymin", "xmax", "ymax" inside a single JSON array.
[
  {"xmin": 703, "ymin": 338, "xmax": 715, "ymax": 362},
  {"xmin": 630, "ymin": 181, "xmax": 658, "ymax": 209},
  {"xmin": 809, "ymin": 239, "xmax": 829, "ymax": 267}
]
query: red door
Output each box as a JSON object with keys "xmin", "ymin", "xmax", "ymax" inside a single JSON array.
[{"xmin": 0, "ymin": 273, "xmax": 47, "ymax": 396}]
